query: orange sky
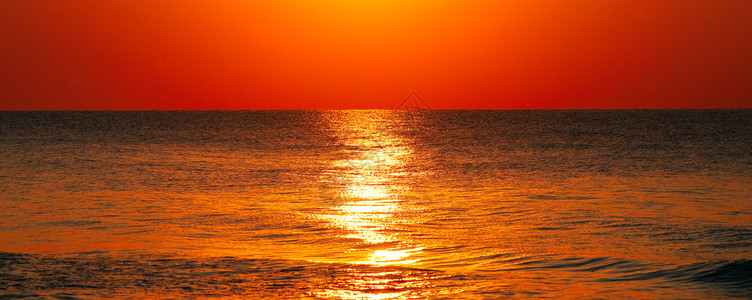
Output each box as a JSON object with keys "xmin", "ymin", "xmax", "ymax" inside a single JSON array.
[{"xmin": 1, "ymin": 0, "xmax": 751, "ymax": 110}]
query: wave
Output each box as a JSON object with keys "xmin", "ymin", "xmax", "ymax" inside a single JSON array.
[
  {"xmin": 2, "ymin": 251, "xmax": 750, "ymax": 299},
  {"xmin": 606, "ymin": 259, "xmax": 752, "ymax": 296},
  {"xmin": 470, "ymin": 253, "xmax": 752, "ymax": 298},
  {"xmin": 0, "ymin": 251, "xmax": 453, "ymax": 299}
]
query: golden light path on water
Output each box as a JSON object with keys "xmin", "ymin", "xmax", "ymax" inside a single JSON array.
[{"xmin": 313, "ymin": 111, "xmax": 434, "ymax": 299}]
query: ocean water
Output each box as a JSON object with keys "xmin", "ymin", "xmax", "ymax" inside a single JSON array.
[{"xmin": 1, "ymin": 110, "xmax": 751, "ymax": 299}]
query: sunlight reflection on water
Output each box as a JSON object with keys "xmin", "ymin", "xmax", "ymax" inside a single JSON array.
[{"xmin": 315, "ymin": 111, "xmax": 431, "ymax": 298}]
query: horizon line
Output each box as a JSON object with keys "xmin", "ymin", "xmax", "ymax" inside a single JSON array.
[{"xmin": 2, "ymin": 108, "xmax": 751, "ymax": 112}]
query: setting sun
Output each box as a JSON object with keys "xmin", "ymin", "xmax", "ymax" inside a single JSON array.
[{"xmin": 2, "ymin": 0, "xmax": 750, "ymax": 109}]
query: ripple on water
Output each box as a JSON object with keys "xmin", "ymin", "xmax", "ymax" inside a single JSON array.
[{"xmin": 4, "ymin": 252, "xmax": 750, "ymax": 299}]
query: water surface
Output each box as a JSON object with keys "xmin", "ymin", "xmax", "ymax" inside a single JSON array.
[{"xmin": 1, "ymin": 110, "xmax": 751, "ymax": 298}]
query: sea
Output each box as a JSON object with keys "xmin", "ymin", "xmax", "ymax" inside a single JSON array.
[{"xmin": 1, "ymin": 110, "xmax": 751, "ymax": 299}]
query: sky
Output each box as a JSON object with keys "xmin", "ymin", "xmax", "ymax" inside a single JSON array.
[{"xmin": 1, "ymin": 0, "xmax": 751, "ymax": 110}]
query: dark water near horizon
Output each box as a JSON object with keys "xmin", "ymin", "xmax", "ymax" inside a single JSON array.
[{"xmin": 1, "ymin": 110, "xmax": 751, "ymax": 299}]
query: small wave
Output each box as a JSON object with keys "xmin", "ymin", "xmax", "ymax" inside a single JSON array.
[
  {"xmin": 3, "ymin": 251, "xmax": 750, "ymax": 298},
  {"xmin": 581, "ymin": 259, "xmax": 752, "ymax": 299},
  {"xmin": 608, "ymin": 260, "xmax": 752, "ymax": 287},
  {"xmin": 527, "ymin": 194, "xmax": 597, "ymax": 200},
  {"xmin": 0, "ymin": 251, "xmax": 457, "ymax": 299},
  {"xmin": 443, "ymin": 250, "xmax": 752, "ymax": 297},
  {"xmin": 484, "ymin": 255, "xmax": 647, "ymax": 274},
  {"xmin": 42, "ymin": 220, "xmax": 103, "ymax": 228},
  {"xmin": 703, "ymin": 227, "xmax": 752, "ymax": 249},
  {"xmin": 689, "ymin": 260, "xmax": 752, "ymax": 289}
]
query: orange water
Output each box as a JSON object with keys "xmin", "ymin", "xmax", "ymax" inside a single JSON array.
[{"xmin": 1, "ymin": 110, "xmax": 751, "ymax": 298}]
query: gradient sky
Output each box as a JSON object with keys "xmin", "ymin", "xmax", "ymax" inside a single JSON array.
[{"xmin": 1, "ymin": 0, "xmax": 751, "ymax": 110}]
